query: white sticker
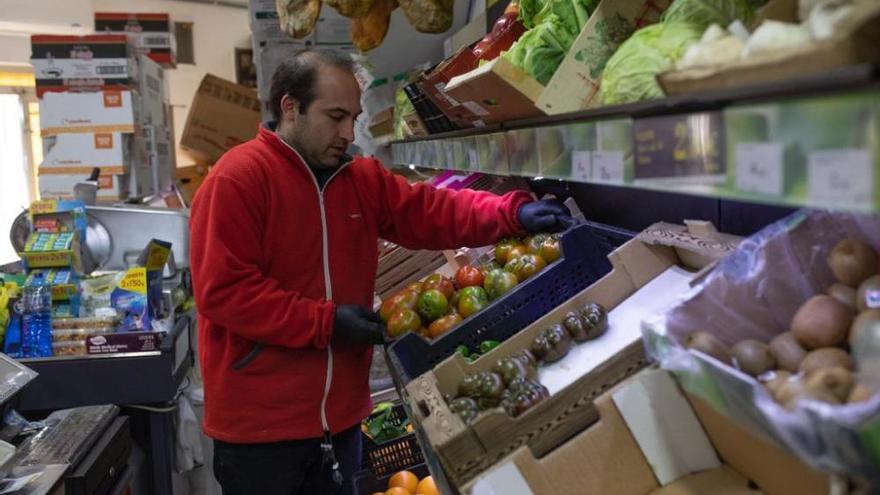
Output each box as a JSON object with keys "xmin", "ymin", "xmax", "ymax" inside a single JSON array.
[
  {"xmin": 571, "ymin": 150, "xmax": 592, "ymax": 182},
  {"xmin": 591, "ymin": 150, "xmax": 625, "ymax": 184},
  {"xmin": 735, "ymin": 142, "xmax": 784, "ymax": 196},
  {"xmin": 808, "ymin": 149, "xmax": 873, "ymax": 210},
  {"xmin": 463, "ymin": 101, "xmax": 490, "ymax": 117},
  {"xmin": 468, "ymin": 149, "xmax": 479, "ymax": 169}
]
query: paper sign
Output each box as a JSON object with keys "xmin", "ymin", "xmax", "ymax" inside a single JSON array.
[
  {"xmin": 571, "ymin": 150, "xmax": 591, "ymax": 182},
  {"xmin": 591, "ymin": 151, "xmax": 625, "ymax": 184},
  {"xmin": 735, "ymin": 142, "xmax": 784, "ymax": 196},
  {"xmin": 808, "ymin": 149, "xmax": 873, "ymax": 210}
]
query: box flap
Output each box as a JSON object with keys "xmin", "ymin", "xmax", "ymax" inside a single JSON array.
[{"xmin": 638, "ymin": 222, "xmax": 741, "ymax": 266}]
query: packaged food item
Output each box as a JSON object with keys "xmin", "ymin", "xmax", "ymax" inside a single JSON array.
[{"xmin": 52, "ymin": 340, "xmax": 87, "ymax": 357}]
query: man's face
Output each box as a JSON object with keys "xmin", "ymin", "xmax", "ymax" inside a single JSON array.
[{"xmin": 279, "ymin": 64, "xmax": 362, "ymax": 169}]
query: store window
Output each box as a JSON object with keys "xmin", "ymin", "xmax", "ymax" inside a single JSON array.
[{"xmin": 0, "ymin": 92, "xmax": 33, "ymax": 265}]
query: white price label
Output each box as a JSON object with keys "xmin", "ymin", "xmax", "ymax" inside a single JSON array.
[
  {"xmin": 445, "ymin": 146, "xmax": 455, "ymax": 169},
  {"xmin": 735, "ymin": 142, "xmax": 784, "ymax": 196},
  {"xmin": 591, "ymin": 151, "xmax": 625, "ymax": 184},
  {"xmin": 571, "ymin": 150, "xmax": 591, "ymax": 182},
  {"xmin": 467, "ymin": 149, "xmax": 478, "ymax": 169},
  {"xmin": 808, "ymin": 149, "xmax": 873, "ymax": 210}
]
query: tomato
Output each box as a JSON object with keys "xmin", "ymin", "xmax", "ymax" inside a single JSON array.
[
  {"xmin": 458, "ymin": 286, "xmax": 489, "ymax": 318},
  {"xmin": 478, "ymin": 260, "xmax": 503, "ymax": 279},
  {"xmin": 387, "ymin": 308, "xmax": 421, "ymax": 338},
  {"xmin": 514, "ymin": 254, "xmax": 547, "ymax": 282},
  {"xmin": 525, "ymin": 233, "xmax": 549, "ymax": 255},
  {"xmin": 455, "ymin": 265, "xmax": 485, "ymax": 289},
  {"xmin": 539, "ymin": 235, "xmax": 562, "ymax": 263},
  {"xmin": 507, "ymin": 245, "xmax": 528, "ymax": 262},
  {"xmin": 494, "ymin": 238, "xmax": 522, "ymax": 265},
  {"xmin": 406, "ymin": 281, "xmax": 425, "ymax": 293},
  {"xmin": 423, "ymin": 274, "xmax": 455, "ymax": 299},
  {"xmin": 448, "ymin": 290, "xmax": 461, "ymax": 312},
  {"xmin": 417, "ymin": 289, "xmax": 448, "ymax": 322},
  {"xmin": 428, "ymin": 313, "xmax": 463, "ymax": 339},
  {"xmin": 484, "ymin": 269, "xmax": 519, "ymax": 300},
  {"xmin": 379, "ymin": 289, "xmax": 419, "ymax": 322},
  {"xmin": 504, "ymin": 256, "xmax": 525, "ymax": 281}
]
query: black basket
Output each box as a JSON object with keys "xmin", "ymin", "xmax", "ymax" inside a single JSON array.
[
  {"xmin": 361, "ymin": 404, "xmax": 424, "ymax": 478},
  {"xmin": 386, "ymin": 221, "xmax": 635, "ymax": 385},
  {"xmin": 403, "ymin": 82, "xmax": 458, "ymax": 135},
  {"xmin": 353, "ymin": 463, "xmax": 431, "ymax": 495}
]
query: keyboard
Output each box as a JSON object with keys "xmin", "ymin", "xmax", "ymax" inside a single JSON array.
[{"xmin": 15, "ymin": 405, "xmax": 118, "ymax": 467}]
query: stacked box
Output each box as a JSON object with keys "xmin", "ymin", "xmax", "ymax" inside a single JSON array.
[
  {"xmin": 30, "ymin": 34, "xmax": 138, "ymax": 98},
  {"xmin": 95, "ymin": 12, "xmax": 177, "ymax": 68}
]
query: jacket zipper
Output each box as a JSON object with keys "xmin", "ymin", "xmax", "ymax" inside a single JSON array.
[{"xmin": 276, "ymin": 137, "xmax": 350, "ymax": 437}]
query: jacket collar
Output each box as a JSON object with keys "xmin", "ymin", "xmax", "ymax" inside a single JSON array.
[{"xmin": 257, "ymin": 126, "xmax": 354, "ymax": 190}]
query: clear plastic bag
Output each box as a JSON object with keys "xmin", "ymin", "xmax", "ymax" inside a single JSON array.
[{"xmin": 643, "ymin": 209, "xmax": 880, "ymax": 479}]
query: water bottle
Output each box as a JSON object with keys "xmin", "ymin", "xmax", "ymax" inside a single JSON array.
[{"xmin": 21, "ymin": 276, "xmax": 52, "ymax": 358}]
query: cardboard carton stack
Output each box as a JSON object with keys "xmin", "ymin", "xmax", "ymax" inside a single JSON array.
[{"xmin": 32, "ymin": 19, "xmax": 178, "ymax": 202}]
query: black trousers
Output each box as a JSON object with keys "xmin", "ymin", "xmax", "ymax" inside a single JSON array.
[{"xmin": 212, "ymin": 425, "xmax": 363, "ymax": 495}]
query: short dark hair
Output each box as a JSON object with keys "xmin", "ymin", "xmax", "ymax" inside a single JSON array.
[{"xmin": 269, "ymin": 49, "xmax": 356, "ymax": 122}]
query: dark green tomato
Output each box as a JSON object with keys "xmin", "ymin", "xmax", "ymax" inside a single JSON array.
[
  {"xmin": 479, "ymin": 340, "xmax": 501, "ymax": 354},
  {"xmin": 562, "ymin": 311, "xmax": 590, "ymax": 342},
  {"xmin": 530, "ymin": 324, "xmax": 572, "ymax": 363},
  {"xmin": 578, "ymin": 302, "xmax": 609, "ymax": 341},
  {"xmin": 458, "ymin": 373, "xmax": 482, "ymax": 398},
  {"xmin": 502, "ymin": 379, "xmax": 550, "ymax": 417},
  {"xmin": 512, "ymin": 349, "xmax": 538, "ymax": 371},
  {"xmin": 449, "ymin": 396, "xmax": 479, "ymax": 424},
  {"xmin": 476, "ymin": 371, "xmax": 506, "ymax": 401},
  {"xmin": 492, "ymin": 357, "xmax": 528, "ymax": 386}
]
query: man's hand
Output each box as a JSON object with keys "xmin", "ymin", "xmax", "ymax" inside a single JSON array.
[
  {"xmin": 333, "ymin": 305, "xmax": 386, "ymax": 346},
  {"xmin": 518, "ymin": 199, "xmax": 577, "ymax": 234}
]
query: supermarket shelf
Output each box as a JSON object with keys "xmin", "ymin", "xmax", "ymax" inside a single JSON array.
[{"xmin": 390, "ymin": 65, "xmax": 880, "ymax": 213}]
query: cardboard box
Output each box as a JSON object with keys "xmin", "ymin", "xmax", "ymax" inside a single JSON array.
[
  {"xmin": 137, "ymin": 54, "xmax": 167, "ymax": 127},
  {"xmin": 142, "ymin": 125, "xmax": 175, "ymax": 191},
  {"xmin": 26, "ymin": 269, "xmax": 79, "ymax": 301},
  {"xmin": 180, "ymin": 74, "xmax": 262, "ymax": 164},
  {"xmin": 20, "ymin": 231, "xmax": 82, "ymax": 272},
  {"xmin": 249, "ymin": 0, "xmax": 286, "ymax": 43},
  {"xmin": 255, "ymin": 39, "xmax": 311, "ymax": 101},
  {"xmin": 658, "ymin": 1, "xmax": 880, "ymax": 97},
  {"xmin": 464, "ymin": 371, "xmax": 764, "ymax": 495},
  {"xmin": 39, "ymin": 171, "xmax": 128, "ymax": 202},
  {"xmin": 95, "ymin": 12, "xmax": 177, "ymax": 68},
  {"xmin": 175, "ymin": 163, "xmax": 211, "ymax": 206},
  {"xmin": 445, "ymin": 0, "xmax": 670, "ymax": 123},
  {"xmin": 39, "ymin": 90, "xmax": 139, "ymax": 137},
  {"xmin": 31, "ymin": 34, "xmax": 138, "ymax": 97},
  {"xmin": 406, "ymin": 222, "xmax": 741, "ymax": 487},
  {"xmin": 451, "ymin": 12, "xmax": 487, "ymax": 56},
  {"xmin": 40, "ymin": 132, "xmax": 132, "ymax": 176}
]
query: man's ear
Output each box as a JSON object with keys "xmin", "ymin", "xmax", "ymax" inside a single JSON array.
[{"xmin": 280, "ymin": 94, "xmax": 299, "ymax": 120}]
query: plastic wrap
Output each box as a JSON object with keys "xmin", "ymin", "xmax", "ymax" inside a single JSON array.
[{"xmin": 643, "ymin": 209, "xmax": 880, "ymax": 479}]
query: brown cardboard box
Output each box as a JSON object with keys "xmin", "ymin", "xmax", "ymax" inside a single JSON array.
[
  {"xmin": 658, "ymin": 0, "xmax": 880, "ymax": 96},
  {"xmin": 180, "ymin": 74, "xmax": 262, "ymax": 164},
  {"xmin": 175, "ymin": 163, "xmax": 210, "ymax": 206}
]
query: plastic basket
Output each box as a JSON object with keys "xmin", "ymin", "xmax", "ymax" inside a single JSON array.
[
  {"xmin": 385, "ymin": 221, "xmax": 635, "ymax": 386},
  {"xmin": 403, "ymin": 82, "xmax": 458, "ymax": 135},
  {"xmin": 353, "ymin": 463, "xmax": 431, "ymax": 495},
  {"xmin": 361, "ymin": 404, "xmax": 424, "ymax": 478}
]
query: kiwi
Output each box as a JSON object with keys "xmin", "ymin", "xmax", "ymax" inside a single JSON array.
[
  {"xmin": 799, "ymin": 348, "xmax": 854, "ymax": 374},
  {"xmin": 804, "ymin": 367, "xmax": 854, "ymax": 402},
  {"xmin": 762, "ymin": 370, "xmax": 792, "ymax": 396},
  {"xmin": 769, "ymin": 332, "xmax": 807, "ymax": 372},
  {"xmin": 684, "ymin": 332, "xmax": 732, "ymax": 365},
  {"xmin": 775, "ymin": 378, "xmax": 841, "ymax": 409},
  {"xmin": 856, "ymin": 275, "xmax": 880, "ymax": 313},
  {"xmin": 849, "ymin": 310, "xmax": 880, "ymax": 349},
  {"xmin": 848, "ymin": 382, "xmax": 876, "ymax": 403},
  {"xmin": 827, "ymin": 283, "xmax": 857, "ymax": 310},
  {"xmin": 732, "ymin": 339, "xmax": 776, "ymax": 377},
  {"xmin": 828, "ymin": 239, "xmax": 877, "ymax": 287},
  {"xmin": 790, "ymin": 295, "xmax": 853, "ymax": 349}
]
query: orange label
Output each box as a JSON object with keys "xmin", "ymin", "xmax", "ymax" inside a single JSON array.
[
  {"xmin": 30, "ymin": 200, "xmax": 57, "ymax": 214},
  {"xmin": 97, "ymin": 175, "xmax": 114, "ymax": 188},
  {"xmin": 103, "ymin": 90, "xmax": 123, "ymax": 108},
  {"xmin": 94, "ymin": 133, "xmax": 113, "ymax": 149}
]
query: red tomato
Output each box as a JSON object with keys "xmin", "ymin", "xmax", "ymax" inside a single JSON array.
[
  {"xmin": 428, "ymin": 313, "xmax": 463, "ymax": 339},
  {"xmin": 387, "ymin": 308, "xmax": 421, "ymax": 338},
  {"xmin": 379, "ymin": 289, "xmax": 419, "ymax": 322},
  {"xmin": 423, "ymin": 274, "xmax": 455, "ymax": 299},
  {"xmin": 455, "ymin": 265, "xmax": 485, "ymax": 289}
]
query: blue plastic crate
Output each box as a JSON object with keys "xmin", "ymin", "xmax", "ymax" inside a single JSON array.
[{"xmin": 385, "ymin": 221, "xmax": 634, "ymax": 386}]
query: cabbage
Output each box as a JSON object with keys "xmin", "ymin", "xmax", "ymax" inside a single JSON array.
[
  {"xmin": 660, "ymin": 0, "xmax": 759, "ymax": 30},
  {"xmin": 599, "ymin": 22, "xmax": 703, "ymax": 105},
  {"xmin": 520, "ymin": 0, "xmax": 600, "ymax": 33},
  {"xmin": 504, "ymin": 14, "xmax": 576, "ymax": 85}
]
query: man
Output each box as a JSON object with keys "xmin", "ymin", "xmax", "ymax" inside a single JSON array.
[{"xmin": 190, "ymin": 49, "xmax": 573, "ymax": 495}]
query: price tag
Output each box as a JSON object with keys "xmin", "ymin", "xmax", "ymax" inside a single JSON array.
[
  {"xmin": 591, "ymin": 151, "xmax": 625, "ymax": 184},
  {"xmin": 467, "ymin": 148, "xmax": 479, "ymax": 170},
  {"xmin": 808, "ymin": 149, "xmax": 873, "ymax": 210},
  {"xmin": 634, "ymin": 112, "xmax": 725, "ymax": 180},
  {"xmin": 571, "ymin": 151, "xmax": 591, "ymax": 182},
  {"xmin": 735, "ymin": 142, "xmax": 784, "ymax": 196}
]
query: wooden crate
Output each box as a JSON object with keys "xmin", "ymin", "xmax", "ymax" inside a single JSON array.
[{"xmin": 375, "ymin": 244, "xmax": 446, "ymax": 300}]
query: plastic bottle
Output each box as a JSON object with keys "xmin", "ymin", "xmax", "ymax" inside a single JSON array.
[{"xmin": 21, "ymin": 275, "xmax": 52, "ymax": 358}]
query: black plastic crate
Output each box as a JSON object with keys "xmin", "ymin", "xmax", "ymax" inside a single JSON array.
[
  {"xmin": 403, "ymin": 82, "xmax": 458, "ymax": 134},
  {"xmin": 353, "ymin": 463, "xmax": 431, "ymax": 495},
  {"xmin": 361, "ymin": 404, "xmax": 424, "ymax": 478},
  {"xmin": 385, "ymin": 221, "xmax": 635, "ymax": 385}
]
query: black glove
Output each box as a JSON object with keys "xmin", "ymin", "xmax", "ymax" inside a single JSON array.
[
  {"xmin": 333, "ymin": 305, "xmax": 386, "ymax": 346},
  {"xmin": 518, "ymin": 199, "xmax": 577, "ymax": 234}
]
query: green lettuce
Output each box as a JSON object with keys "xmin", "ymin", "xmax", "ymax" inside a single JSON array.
[
  {"xmin": 660, "ymin": 0, "xmax": 760, "ymax": 30},
  {"xmin": 503, "ymin": 14, "xmax": 576, "ymax": 85},
  {"xmin": 520, "ymin": 0, "xmax": 599, "ymax": 34},
  {"xmin": 599, "ymin": 22, "xmax": 703, "ymax": 105}
]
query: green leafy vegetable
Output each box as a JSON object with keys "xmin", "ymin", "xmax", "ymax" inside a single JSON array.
[
  {"xmin": 660, "ymin": 0, "xmax": 760, "ymax": 30},
  {"xmin": 503, "ymin": 14, "xmax": 576, "ymax": 85},
  {"xmin": 599, "ymin": 22, "xmax": 703, "ymax": 105}
]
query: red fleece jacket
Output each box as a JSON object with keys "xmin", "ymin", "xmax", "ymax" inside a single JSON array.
[{"xmin": 190, "ymin": 127, "xmax": 531, "ymax": 442}]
